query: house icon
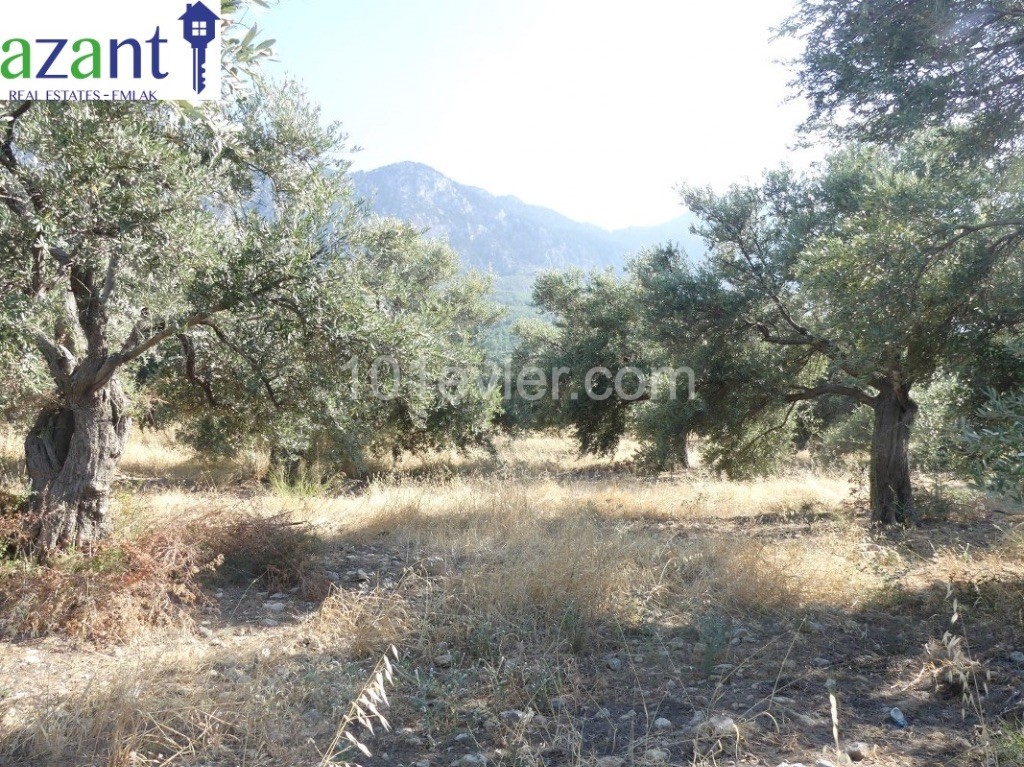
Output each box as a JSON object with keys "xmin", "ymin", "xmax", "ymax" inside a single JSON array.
[
  {"xmin": 179, "ymin": 2, "xmax": 220, "ymax": 46},
  {"xmin": 179, "ymin": 2, "xmax": 220, "ymax": 94}
]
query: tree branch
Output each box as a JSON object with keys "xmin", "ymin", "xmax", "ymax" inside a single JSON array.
[
  {"xmin": 930, "ymin": 218, "xmax": 1024, "ymax": 253},
  {"xmin": 30, "ymin": 328, "xmax": 75, "ymax": 384},
  {"xmin": 743, "ymin": 318, "xmax": 829, "ymax": 348},
  {"xmin": 178, "ymin": 333, "xmax": 218, "ymax": 406},
  {"xmin": 120, "ymin": 303, "xmax": 228, "ymax": 364},
  {"xmin": 0, "ymin": 101, "xmax": 47, "ymax": 217},
  {"xmin": 54, "ymin": 284, "xmax": 82, "ymax": 356},
  {"xmin": 785, "ymin": 383, "xmax": 877, "ymax": 407},
  {"xmin": 88, "ymin": 275, "xmax": 295, "ymax": 393},
  {"xmin": 87, "ymin": 302, "xmax": 228, "ymax": 393},
  {"xmin": 99, "ymin": 253, "xmax": 120, "ymax": 304},
  {"xmin": 199, "ymin": 319, "xmax": 283, "ymax": 410}
]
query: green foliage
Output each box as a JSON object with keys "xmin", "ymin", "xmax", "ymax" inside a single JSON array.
[
  {"xmin": 994, "ymin": 724, "xmax": 1024, "ymax": 767},
  {"xmin": 527, "ymin": 268, "xmax": 648, "ymax": 455},
  {"xmin": 693, "ymin": 610, "xmax": 731, "ymax": 676},
  {"xmin": 508, "ymin": 263, "xmax": 695, "ymax": 468},
  {"xmin": 778, "ymin": 0, "xmax": 1024, "ymax": 509},
  {"xmin": 911, "ymin": 374, "xmax": 971, "ymax": 473},
  {"xmin": 675, "ymin": 134, "xmax": 1024, "ymax": 469},
  {"xmin": 517, "ymin": 132, "xmax": 1024, "ymax": 499},
  {"xmin": 812, "ymin": 374, "xmax": 971, "ymax": 472},
  {"xmin": 817, "ymin": 410, "xmax": 872, "ymax": 466},
  {"xmin": 505, "ymin": 0, "xmax": 1024, "ymax": 508},
  {"xmin": 782, "ymin": 0, "xmax": 1024, "ymax": 150},
  {"xmin": 149, "ymin": 213, "xmax": 501, "ymax": 472},
  {"xmin": 267, "ymin": 461, "xmax": 334, "ymax": 499},
  {"xmin": 0, "ymin": 56, "xmax": 500, "ymax": 481},
  {"xmin": 964, "ymin": 387, "xmax": 1024, "ymax": 502},
  {"xmin": 632, "ymin": 393, "xmax": 694, "ymax": 472},
  {"xmin": 630, "ymin": 244, "xmax": 802, "ymax": 477}
]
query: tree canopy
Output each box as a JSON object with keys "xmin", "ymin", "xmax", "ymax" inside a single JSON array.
[
  {"xmin": 682, "ymin": 133, "xmax": 1024, "ymax": 520},
  {"xmin": 783, "ymin": 0, "xmax": 1024, "ymax": 149}
]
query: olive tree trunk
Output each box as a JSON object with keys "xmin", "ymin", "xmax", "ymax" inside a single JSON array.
[
  {"xmin": 674, "ymin": 432, "xmax": 690, "ymax": 470},
  {"xmin": 869, "ymin": 385, "xmax": 917, "ymax": 525},
  {"xmin": 24, "ymin": 377, "xmax": 131, "ymax": 554}
]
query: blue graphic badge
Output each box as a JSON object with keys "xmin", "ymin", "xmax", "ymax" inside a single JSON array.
[{"xmin": 179, "ymin": 1, "xmax": 219, "ymax": 95}]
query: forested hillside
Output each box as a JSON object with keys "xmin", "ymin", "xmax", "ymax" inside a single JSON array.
[{"xmin": 351, "ymin": 162, "xmax": 706, "ymax": 276}]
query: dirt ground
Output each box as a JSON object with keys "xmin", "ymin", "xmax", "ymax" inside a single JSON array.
[{"xmin": 2, "ymin": 433, "xmax": 1024, "ymax": 767}]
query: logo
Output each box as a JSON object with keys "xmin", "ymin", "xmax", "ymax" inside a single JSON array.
[
  {"xmin": 0, "ymin": 1, "xmax": 223, "ymax": 101},
  {"xmin": 179, "ymin": 2, "xmax": 220, "ymax": 95}
]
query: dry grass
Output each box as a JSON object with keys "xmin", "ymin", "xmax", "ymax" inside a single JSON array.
[
  {"xmin": 0, "ymin": 637, "xmax": 380, "ymax": 766},
  {"xmin": 336, "ymin": 467, "xmax": 864, "ymax": 622},
  {"xmin": 0, "ymin": 429, "xmax": 1021, "ymax": 766},
  {"xmin": 118, "ymin": 429, "xmax": 253, "ymax": 488},
  {"xmin": 0, "ymin": 526, "xmax": 218, "ymax": 643},
  {"xmin": 195, "ymin": 510, "xmax": 331, "ymax": 599},
  {"xmin": 310, "ymin": 586, "xmax": 415, "ymax": 660}
]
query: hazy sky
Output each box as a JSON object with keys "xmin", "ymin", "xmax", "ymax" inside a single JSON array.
[{"xmin": 262, "ymin": 0, "xmax": 812, "ymax": 229}]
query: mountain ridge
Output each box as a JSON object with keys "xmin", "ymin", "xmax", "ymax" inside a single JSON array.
[{"xmin": 350, "ymin": 161, "xmax": 705, "ymax": 277}]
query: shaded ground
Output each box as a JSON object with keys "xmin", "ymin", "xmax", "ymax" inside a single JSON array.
[{"xmin": 1, "ymin": 435, "xmax": 1023, "ymax": 766}]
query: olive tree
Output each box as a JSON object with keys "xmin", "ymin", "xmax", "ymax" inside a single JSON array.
[
  {"xmin": 0, "ymin": 82, "xmax": 498, "ymax": 554},
  {"xmin": 783, "ymin": 0, "xmax": 1024, "ymax": 150},
  {"xmin": 677, "ymin": 134, "xmax": 1024, "ymax": 523},
  {"xmin": 508, "ymin": 253, "xmax": 794, "ymax": 474}
]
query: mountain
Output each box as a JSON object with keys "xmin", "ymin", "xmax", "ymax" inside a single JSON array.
[{"xmin": 350, "ymin": 162, "xmax": 705, "ymax": 277}]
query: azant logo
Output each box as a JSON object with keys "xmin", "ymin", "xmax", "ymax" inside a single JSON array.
[{"xmin": 1, "ymin": 1, "xmax": 221, "ymax": 101}]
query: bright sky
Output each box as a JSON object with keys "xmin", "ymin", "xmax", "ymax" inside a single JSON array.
[{"xmin": 263, "ymin": 0, "xmax": 813, "ymax": 229}]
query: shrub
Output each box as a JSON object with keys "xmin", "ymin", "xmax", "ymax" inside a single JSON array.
[
  {"xmin": 912, "ymin": 374, "xmax": 971, "ymax": 473},
  {"xmin": 0, "ymin": 528, "xmax": 218, "ymax": 642},
  {"xmin": 812, "ymin": 406, "xmax": 872, "ymax": 467},
  {"xmin": 964, "ymin": 387, "xmax": 1024, "ymax": 502},
  {"xmin": 0, "ymin": 488, "xmax": 30, "ymax": 558},
  {"xmin": 197, "ymin": 511, "xmax": 330, "ymax": 599}
]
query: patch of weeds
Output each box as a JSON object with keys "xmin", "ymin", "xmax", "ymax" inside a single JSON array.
[
  {"xmin": 320, "ymin": 646, "xmax": 398, "ymax": 767},
  {"xmin": 993, "ymin": 725, "xmax": 1024, "ymax": 766},
  {"xmin": 408, "ymin": 668, "xmax": 473, "ymax": 736},
  {"xmin": 952, "ymin": 572, "xmax": 1024, "ymax": 624},
  {"xmin": 0, "ymin": 528, "xmax": 218, "ymax": 641},
  {"xmin": 755, "ymin": 498, "xmax": 838, "ymax": 525},
  {"xmin": 558, "ymin": 603, "xmax": 591, "ymax": 654},
  {"xmin": 516, "ymin": 657, "xmax": 574, "ymax": 713},
  {"xmin": 198, "ymin": 512, "xmax": 329, "ymax": 598},
  {"xmin": 922, "ymin": 594, "xmax": 993, "ymax": 734},
  {"xmin": 482, "ymin": 654, "xmax": 573, "ymax": 715},
  {"xmin": 268, "ymin": 460, "xmax": 334, "ymax": 499},
  {"xmin": 73, "ymin": 544, "xmax": 131, "ymax": 574},
  {"xmin": 0, "ymin": 488, "xmax": 30, "ymax": 558},
  {"xmin": 461, "ymin": 617, "xmax": 505, "ymax": 664},
  {"xmin": 916, "ymin": 483, "xmax": 981, "ymax": 524},
  {"xmin": 694, "ymin": 610, "xmax": 732, "ymax": 675}
]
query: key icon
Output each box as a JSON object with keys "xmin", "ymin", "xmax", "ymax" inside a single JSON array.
[{"xmin": 179, "ymin": 2, "xmax": 220, "ymax": 95}]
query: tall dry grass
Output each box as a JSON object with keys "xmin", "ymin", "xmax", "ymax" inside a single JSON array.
[{"xmin": 2, "ymin": 429, "xmax": 1009, "ymax": 766}]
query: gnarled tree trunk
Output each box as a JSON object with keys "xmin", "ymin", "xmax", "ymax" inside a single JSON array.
[
  {"xmin": 674, "ymin": 431, "xmax": 690, "ymax": 470},
  {"xmin": 24, "ymin": 376, "xmax": 131, "ymax": 555},
  {"xmin": 869, "ymin": 384, "xmax": 917, "ymax": 525}
]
